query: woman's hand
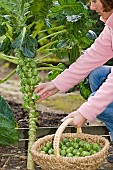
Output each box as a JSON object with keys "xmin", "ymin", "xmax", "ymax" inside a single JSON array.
[
  {"xmin": 34, "ymin": 82, "xmax": 59, "ymax": 102},
  {"xmin": 61, "ymin": 111, "xmax": 87, "ymax": 127}
]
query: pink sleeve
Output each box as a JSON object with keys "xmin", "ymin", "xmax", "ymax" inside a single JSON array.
[
  {"xmin": 52, "ymin": 26, "xmax": 113, "ymax": 122},
  {"xmin": 52, "ymin": 26, "xmax": 113, "ymax": 93},
  {"xmin": 78, "ymin": 68, "xmax": 113, "ymax": 122}
]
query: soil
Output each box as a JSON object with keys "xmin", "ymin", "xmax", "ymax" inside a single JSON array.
[
  {"xmin": 0, "ymin": 144, "xmax": 113, "ymax": 170},
  {"xmin": 0, "ymin": 64, "xmax": 113, "ymax": 170},
  {"xmin": 6, "ymin": 100, "xmax": 68, "ymax": 128}
]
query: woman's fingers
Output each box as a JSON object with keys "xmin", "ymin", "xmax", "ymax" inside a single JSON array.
[
  {"xmin": 61, "ymin": 112, "xmax": 75, "ymax": 122},
  {"xmin": 35, "ymin": 82, "xmax": 59, "ymax": 102},
  {"xmin": 36, "ymin": 91, "xmax": 50, "ymax": 102},
  {"xmin": 36, "ymin": 88, "xmax": 59, "ymax": 102},
  {"xmin": 34, "ymin": 84, "xmax": 45, "ymax": 93},
  {"xmin": 37, "ymin": 87, "xmax": 49, "ymax": 96},
  {"xmin": 61, "ymin": 111, "xmax": 86, "ymax": 128},
  {"xmin": 36, "ymin": 93, "xmax": 50, "ymax": 102}
]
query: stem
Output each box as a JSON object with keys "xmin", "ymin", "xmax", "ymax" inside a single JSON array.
[
  {"xmin": 0, "ymin": 54, "xmax": 18, "ymax": 64},
  {"xmin": 37, "ymin": 62, "xmax": 54, "ymax": 67},
  {"xmin": 38, "ymin": 29, "xmax": 67, "ymax": 43},
  {"xmin": 21, "ymin": 27, "xmax": 26, "ymax": 45},
  {"xmin": 21, "ymin": 0, "xmax": 25, "ymax": 16},
  {"xmin": 0, "ymin": 69, "xmax": 16, "ymax": 84},
  {"xmin": 40, "ymin": 48, "xmax": 57, "ymax": 52},
  {"xmin": 36, "ymin": 52, "xmax": 53, "ymax": 62},
  {"xmin": 27, "ymin": 141, "xmax": 34, "ymax": 170},
  {"xmin": 27, "ymin": 21, "xmax": 35, "ymax": 30},
  {"xmin": 37, "ymin": 67, "xmax": 62, "ymax": 71},
  {"xmin": 32, "ymin": 21, "xmax": 44, "ymax": 38},
  {"xmin": 27, "ymin": 110, "xmax": 38, "ymax": 170},
  {"xmin": 36, "ymin": 40, "xmax": 58, "ymax": 52},
  {"xmin": 38, "ymin": 25, "xmax": 65, "ymax": 34}
]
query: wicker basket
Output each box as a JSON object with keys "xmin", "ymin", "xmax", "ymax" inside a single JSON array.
[{"xmin": 31, "ymin": 118, "xmax": 110, "ymax": 170}]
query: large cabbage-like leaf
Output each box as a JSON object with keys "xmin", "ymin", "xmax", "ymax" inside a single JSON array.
[
  {"xmin": 0, "ymin": 95, "xmax": 19, "ymax": 146},
  {"xmin": 12, "ymin": 28, "xmax": 37, "ymax": 58}
]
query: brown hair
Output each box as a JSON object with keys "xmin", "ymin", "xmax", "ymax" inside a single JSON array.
[
  {"xmin": 89, "ymin": 0, "xmax": 113, "ymax": 12},
  {"xmin": 100, "ymin": 0, "xmax": 113, "ymax": 12}
]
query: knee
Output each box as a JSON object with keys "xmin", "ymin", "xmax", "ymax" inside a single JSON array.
[{"xmin": 88, "ymin": 66, "xmax": 103, "ymax": 85}]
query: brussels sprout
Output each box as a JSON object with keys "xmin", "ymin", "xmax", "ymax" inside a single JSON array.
[
  {"xmin": 23, "ymin": 95, "xmax": 29, "ymax": 101},
  {"xmin": 19, "ymin": 60, "xmax": 26, "ymax": 66},
  {"xmin": 32, "ymin": 92, "xmax": 40, "ymax": 100},
  {"xmin": 30, "ymin": 79, "xmax": 37, "ymax": 85},
  {"xmin": 22, "ymin": 103, "xmax": 29, "ymax": 109},
  {"xmin": 21, "ymin": 78, "xmax": 27, "ymax": 86},
  {"xmin": 25, "ymin": 85, "xmax": 31, "ymax": 92},
  {"xmin": 27, "ymin": 73, "xmax": 33, "ymax": 78},
  {"xmin": 19, "ymin": 72, "xmax": 25, "ymax": 78},
  {"xmin": 28, "ymin": 93, "xmax": 32, "ymax": 98},
  {"xmin": 16, "ymin": 66, "xmax": 21, "ymax": 74},
  {"xmin": 30, "ymin": 61, "xmax": 37, "ymax": 68},
  {"xmin": 20, "ymin": 86, "xmax": 26, "ymax": 93},
  {"xmin": 29, "ymin": 100, "xmax": 35, "ymax": 107},
  {"xmin": 36, "ymin": 77, "xmax": 41, "ymax": 83},
  {"xmin": 32, "ymin": 68, "xmax": 38, "ymax": 76},
  {"xmin": 40, "ymin": 138, "xmax": 101, "ymax": 158},
  {"xmin": 22, "ymin": 66, "xmax": 29, "ymax": 72}
]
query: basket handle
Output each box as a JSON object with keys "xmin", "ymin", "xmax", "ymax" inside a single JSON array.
[{"xmin": 53, "ymin": 118, "xmax": 82, "ymax": 157}]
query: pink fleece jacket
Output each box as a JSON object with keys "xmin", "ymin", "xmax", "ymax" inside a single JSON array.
[{"xmin": 52, "ymin": 13, "xmax": 113, "ymax": 122}]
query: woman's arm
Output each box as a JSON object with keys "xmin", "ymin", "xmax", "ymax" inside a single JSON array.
[{"xmin": 52, "ymin": 26, "xmax": 113, "ymax": 92}]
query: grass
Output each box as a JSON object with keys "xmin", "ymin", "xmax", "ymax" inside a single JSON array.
[{"xmin": 40, "ymin": 92, "xmax": 86, "ymax": 113}]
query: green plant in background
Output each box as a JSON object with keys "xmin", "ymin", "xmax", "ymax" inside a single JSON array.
[
  {"xmin": 79, "ymin": 78, "xmax": 91, "ymax": 100},
  {"xmin": 44, "ymin": 0, "xmax": 96, "ymax": 98},
  {"xmin": 0, "ymin": 0, "xmax": 96, "ymax": 169}
]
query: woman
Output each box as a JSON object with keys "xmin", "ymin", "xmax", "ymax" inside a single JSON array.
[{"xmin": 35, "ymin": 0, "xmax": 113, "ymax": 160}]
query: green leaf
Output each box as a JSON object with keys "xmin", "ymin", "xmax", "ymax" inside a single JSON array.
[
  {"xmin": 48, "ymin": 63, "xmax": 66, "ymax": 80},
  {"xmin": 79, "ymin": 78, "xmax": 91, "ymax": 100},
  {"xmin": 55, "ymin": 50, "xmax": 68, "ymax": 59},
  {"xmin": 57, "ymin": 39, "xmax": 68, "ymax": 49},
  {"xmin": 30, "ymin": 0, "xmax": 53, "ymax": 20},
  {"xmin": 58, "ymin": 0, "xmax": 77, "ymax": 5},
  {"xmin": 50, "ymin": 1, "xmax": 87, "ymax": 17},
  {"xmin": 69, "ymin": 44, "xmax": 80, "ymax": 64},
  {"xmin": 0, "ymin": 0, "xmax": 21, "ymax": 16},
  {"xmin": 12, "ymin": 28, "xmax": 37, "ymax": 58},
  {"xmin": 66, "ymin": 14, "xmax": 82, "ymax": 22},
  {"xmin": 86, "ymin": 30, "xmax": 97, "ymax": 40},
  {"xmin": 0, "ymin": 95, "xmax": 14, "ymax": 122},
  {"xmin": 0, "ymin": 37, "xmax": 11, "ymax": 54},
  {"xmin": 80, "ymin": 36, "xmax": 93, "ymax": 48},
  {"xmin": 0, "ymin": 95, "xmax": 19, "ymax": 146},
  {"xmin": 12, "ymin": 27, "xmax": 26, "ymax": 49},
  {"xmin": 0, "ymin": 24, "xmax": 7, "ymax": 36},
  {"xmin": 58, "ymin": 0, "xmax": 66, "ymax": 5}
]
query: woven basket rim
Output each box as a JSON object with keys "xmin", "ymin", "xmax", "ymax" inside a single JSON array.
[
  {"xmin": 31, "ymin": 119, "xmax": 110, "ymax": 169},
  {"xmin": 31, "ymin": 132, "xmax": 110, "ymax": 162}
]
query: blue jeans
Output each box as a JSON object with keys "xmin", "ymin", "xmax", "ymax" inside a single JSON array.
[{"xmin": 88, "ymin": 65, "xmax": 113, "ymax": 141}]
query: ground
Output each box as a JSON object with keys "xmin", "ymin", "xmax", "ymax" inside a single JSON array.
[{"xmin": 0, "ymin": 64, "xmax": 113, "ymax": 170}]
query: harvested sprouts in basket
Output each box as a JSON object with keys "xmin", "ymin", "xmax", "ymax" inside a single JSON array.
[{"xmin": 40, "ymin": 138, "xmax": 101, "ymax": 157}]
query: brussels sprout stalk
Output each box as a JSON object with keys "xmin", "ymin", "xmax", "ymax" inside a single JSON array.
[{"xmin": 16, "ymin": 53, "xmax": 40, "ymax": 170}]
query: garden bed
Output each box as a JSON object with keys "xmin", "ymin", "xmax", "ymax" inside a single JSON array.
[
  {"xmin": 0, "ymin": 100, "xmax": 113, "ymax": 170},
  {"xmin": 0, "ymin": 66, "xmax": 113, "ymax": 169}
]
